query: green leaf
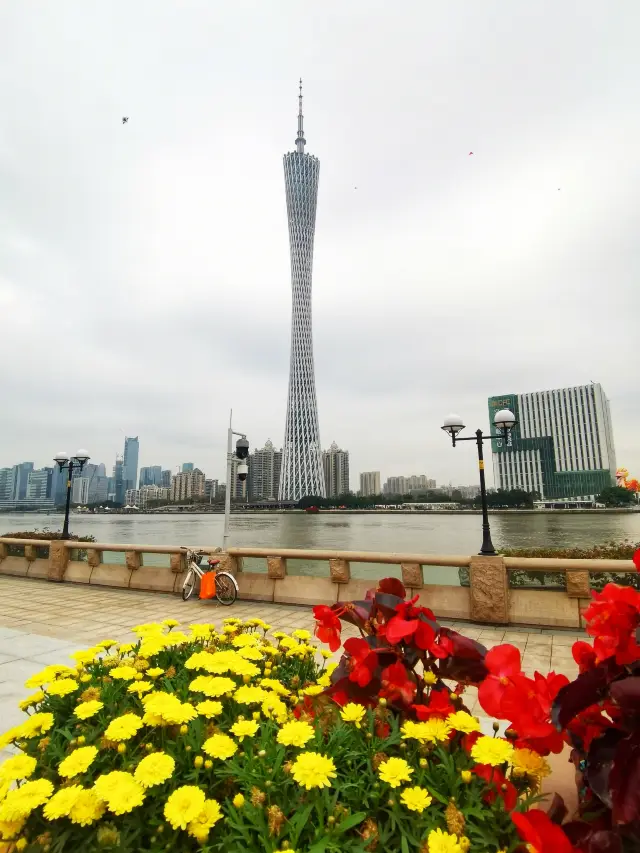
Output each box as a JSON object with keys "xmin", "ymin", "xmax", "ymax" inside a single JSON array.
[
  {"xmin": 336, "ymin": 810, "xmax": 367, "ymax": 833},
  {"xmin": 401, "ymin": 835, "xmax": 410, "ymax": 853},
  {"xmin": 308, "ymin": 839, "xmax": 329, "ymax": 853}
]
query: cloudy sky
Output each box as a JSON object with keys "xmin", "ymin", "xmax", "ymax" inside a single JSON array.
[{"xmin": 1, "ymin": 1, "xmax": 638, "ymax": 489}]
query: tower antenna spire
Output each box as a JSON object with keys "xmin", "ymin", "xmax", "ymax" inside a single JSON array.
[{"xmin": 296, "ymin": 77, "xmax": 306, "ymax": 153}]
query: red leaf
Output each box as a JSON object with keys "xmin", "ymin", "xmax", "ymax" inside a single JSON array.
[{"xmin": 377, "ymin": 577, "xmax": 406, "ymax": 599}]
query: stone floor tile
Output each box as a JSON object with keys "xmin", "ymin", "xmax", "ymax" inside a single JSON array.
[
  {"xmin": 551, "ymin": 634, "xmax": 582, "ymax": 647},
  {"xmin": 478, "ymin": 630, "xmax": 505, "ymax": 642}
]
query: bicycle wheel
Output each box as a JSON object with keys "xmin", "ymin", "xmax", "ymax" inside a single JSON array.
[
  {"xmin": 215, "ymin": 572, "xmax": 238, "ymax": 606},
  {"xmin": 182, "ymin": 569, "xmax": 197, "ymax": 601}
]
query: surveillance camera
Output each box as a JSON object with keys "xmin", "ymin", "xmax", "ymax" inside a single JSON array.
[
  {"xmin": 235, "ymin": 437, "xmax": 250, "ymax": 460},
  {"xmin": 237, "ymin": 462, "xmax": 248, "ymax": 482}
]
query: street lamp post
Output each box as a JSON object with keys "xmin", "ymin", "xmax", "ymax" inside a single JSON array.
[
  {"xmin": 222, "ymin": 410, "xmax": 249, "ymax": 551},
  {"xmin": 53, "ymin": 450, "xmax": 90, "ymax": 539},
  {"xmin": 441, "ymin": 410, "xmax": 516, "ymax": 556}
]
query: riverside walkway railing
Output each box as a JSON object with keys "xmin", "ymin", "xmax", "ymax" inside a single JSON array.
[{"xmin": 0, "ymin": 537, "xmax": 635, "ymax": 629}]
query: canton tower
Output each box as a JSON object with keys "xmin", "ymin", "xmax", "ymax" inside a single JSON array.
[{"xmin": 279, "ymin": 81, "xmax": 326, "ymax": 501}]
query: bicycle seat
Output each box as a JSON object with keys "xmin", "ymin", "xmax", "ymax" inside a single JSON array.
[{"xmin": 207, "ymin": 558, "xmax": 220, "ymax": 567}]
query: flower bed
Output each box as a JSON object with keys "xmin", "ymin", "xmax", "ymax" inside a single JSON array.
[{"xmin": 0, "ymin": 573, "xmax": 638, "ymax": 852}]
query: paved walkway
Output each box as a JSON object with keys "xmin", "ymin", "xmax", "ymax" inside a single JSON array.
[{"xmin": 0, "ymin": 576, "xmax": 586, "ymax": 774}]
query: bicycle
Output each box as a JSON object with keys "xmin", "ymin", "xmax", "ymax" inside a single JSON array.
[{"xmin": 181, "ymin": 549, "xmax": 239, "ymax": 605}]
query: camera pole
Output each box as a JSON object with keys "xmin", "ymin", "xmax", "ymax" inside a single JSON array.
[{"xmin": 222, "ymin": 409, "xmax": 249, "ymax": 551}]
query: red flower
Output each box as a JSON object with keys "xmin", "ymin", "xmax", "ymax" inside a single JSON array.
[
  {"xmin": 633, "ymin": 548, "xmax": 640, "ymax": 571},
  {"xmin": 385, "ymin": 597, "xmax": 437, "ymax": 650},
  {"xmin": 375, "ymin": 719, "xmax": 391, "ymax": 738},
  {"xmin": 380, "ymin": 660, "xmax": 416, "ymax": 706},
  {"xmin": 512, "ymin": 809, "xmax": 575, "ymax": 853},
  {"xmin": 477, "ymin": 644, "xmax": 522, "ymax": 717},
  {"xmin": 343, "ymin": 638, "xmax": 379, "ymax": 688},
  {"xmin": 501, "ymin": 671, "xmax": 569, "ymax": 755},
  {"xmin": 582, "ymin": 583, "xmax": 640, "ymax": 664},
  {"xmin": 572, "ymin": 640, "xmax": 597, "ymax": 674},
  {"xmin": 473, "ymin": 764, "xmax": 517, "ymax": 811},
  {"xmin": 313, "ymin": 604, "xmax": 343, "ymax": 653},
  {"xmin": 413, "ymin": 688, "xmax": 455, "ymax": 721}
]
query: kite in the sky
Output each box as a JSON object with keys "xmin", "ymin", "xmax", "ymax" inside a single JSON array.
[{"xmin": 122, "ymin": 117, "xmax": 129, "ymax": 124}]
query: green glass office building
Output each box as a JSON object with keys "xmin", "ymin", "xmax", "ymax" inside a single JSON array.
[{"xmin": 488, "ymin": 383, "xmax": 616, "ymax": 500}]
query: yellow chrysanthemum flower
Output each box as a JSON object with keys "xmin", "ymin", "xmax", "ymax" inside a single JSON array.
[
  {"xmin": 320, "ymin": 650, "xmax": 332, "ymax": 660},
  {"xmin": 69, "ymin": 650, "xmax": 97, "ymax": 666},
  {"xmin": 291, "ymin": 752, "xmax": 336, "ymax": 790},
  {"xmin": 189, "ymin": 675, "xmax": 236, "ymax": 697},
  {"xmin": 400, "ymin": 720, "xmax": 432, "ymax": 742},
  {"xmin": 232, "ymin": 793, "xmax": 245, "ymax": 808},
  {"xmin": 260, "ymin": 678, "xmax": 289, "ymax": 696},
  {"xmin": 96, "ymin": 639, "xmax": 118, "ymax": 650},
  {"xmin": 400, "ymin": 786, "xmax": 433, "ymax": 813},
  {"xmin": 132, "ymin": 623, "xmax": 163, "ymax": 636},
  {"xmin": 232, "ymin": 633, "xmax": 260, "ymax": 649},
  {"xmin": 426, "ymin": 827, "xmax": 463, "ymax": 853},
  {"xmin": 18, "ymin": 691, "xmax": 44, "ymax": 711},
  {"xmin": 24, "ymin": 664, "xmax": 76, "ymax": 689},
  {"xmin": 68, "ymin": 788, "xmax": 105, "ymax": 825},
  {"xmin": 94, "ymin": 771, "xmax": 146, "ymax": 815},
  {"xmin": 302, "ymin": 684, "xmax": 324, "ymax": 696},
  {"xmin": 230, "ymin": 720, "xmax": 259, "ymax": 740},
  {"xmin": 74, "ymin": 700, "xmax": 104, "ymax": 720},
  {"xmin": 420, "ymin": 718, "xmax": 452, "ymax": 743},
  {"xmin": 446, "ymin": 712, "xmax": 481, "ymax": 734},
  {"xmin": 0, "ymin": 779, "xmax": 54, "ymax": 822},
  {"xmin": 127, "ymin": 681, "xmax": 153, "ymax": 695},
  {"xmin": 261, "ymin": 694, "xmax": 288, "ymax": 723},
  {"xmin": 109, "ymin": 666, "xmax": 138, "ymax": 681},
  {"xmin": 118, "ymin": 643, "xmax": 135, "ymax": 654},
  {"xmin": 142, "ymin": 693, "xmax": 197, "ymax": 726},
  {"xmin": 189, "ymin": 624, "xmax": 214, "ymax": 640},
  {"xmin": 58, "ymin": 746, "xmax": 98, "ymax": 778},
  {"xmin": 104, "ymin": 713, "xmax": 144, "ymax": 742},
  {"xmin": 47, "ymin": 678, "xmax": 79, "ymax": 698},
  {"xmin": 378, "ymin": 757, "xmax": 413, "ymax": 788},
  {"xmin": 164, "ymin": 785, "xmax": 206, "ymax": 830},
  {"xmin": 292, "ymin": 629, "xmax": 311, "ymax": 641},
  {"xmin": 277, "ymin": 720, "xmax": 315, "ymax": 748},
  {"xmin": 470, "ymin": 736, "xmax": 514, "ymax": 767},
  {"xmin": 233, "ymin": 685, "xmax": 269, "ymax": 705},
  {"xmin": 202, "ymin": 733, "xmax": 237, "ymax": 760},
  {"xmin": 0, "ymin": 755, "xmax": 36, "ymax": 782},
  {"xmin": 195, "ymin": 700, "xmax": 223, "ymax": 718},
  {"xmin": 187, "ymin": 798, "xmax": 223, "ymax": 842},
  {"xmin": 134, "ymin": 752, "xmax": 175, "ymax": 788},
  {"xmin": 340, "ymin": 703, "xmax": 366, "ymax": 727},
  {"xmin": 424, "ymin": 671, "xmax": 438, "ymax": 685},
  {"xmin": 15, "ymin": 712, "xmax": 54, "ymax": 740},
  {"xmin": 43, "ymin": 785, "xmax": 83, "ymax": 820},
  {"xmin": 236, "ymin": 646, "xmax": 263, "ymax": 661},
  {"xmin": 162, "ymin": 619, "xmax": 179, "ymax": 628},
  {"xmin": 510, "ymin": 747, "xmax": 551, "ymax": 780},
  {"xmin": 146, "ymin": 667, "xmax": 164, "ymax": 678}
]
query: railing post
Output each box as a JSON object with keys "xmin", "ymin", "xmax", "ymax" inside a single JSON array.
[
  {"xmin": 469, "ymin": 555, "xmax": 509, "ymax": 624},
  {"xmin": 0, "ymin": 543, "xmax": 6, "ymax": 563},
  {"xmin": 125, "ymin": 551, "xmax": 142, "ymax": 571},
  {"xmin": 170, "ymin": 553, "xmax": 187, "ymax": 574},
  {"xmin": 329, "ymin": 558, "xmax": 350, "ymax": 584},
  {"xmin": 267, "ymin": 556, "xmax": 287, "ymax": 579},
  {"xmin": 24, "ymin": 545, "xmax": 37, "ymax": 563},
  {"xmin": 219, "ymin": 553, "xmax": 243, "ymax": 575},
  {"xmin": 401, "ymin": 562, "xmax": 423, "ymax": 588},
  {"xmin": 87, "ymin": 549, "xmax": 103, "ymax": 568},
  {"xmin": 47, "ymin": 541, "xmax": 70, "ymax": 583},
  {"xmin": 566, "ymin": 570, "xmax": 590, "ymax": 599}
]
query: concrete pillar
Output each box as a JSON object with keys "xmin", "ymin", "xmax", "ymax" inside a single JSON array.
[
  {"xmin": 401, "ymin": 562, "xmax": 423, "ymax": 588},
  {"xmin": 267, "ymin": 556, "xmax": 287, "ymax": 579},
  {"xmin": 219, "ymin": 553, "xmax": 243, "ymax": 575},
  {"xmin": 329, "ymin": 558, "xmax": 350, "ymax": 584},
  {"xmin": 125, "ymin": 551, "xmax": 142, "ymax": 571},
  {"xmin": 170, "ymin": 553, "xmax": 187, "ymax": 574},
  {"xmin": 24, "ymin": 545, "xmax": 37, "ymax": 563},
  {"xmin": 469, "ymin": 555, "xmax": 509, "ymax": 624},
  {"xmin": 87, "ymin": 549, "xmax": 103, "ymax": 568},
  {"xmin": 47, "ymin": 541, "xmax": 70, "ymax": 583},
  {"xmin": 566, "ymin": 571, "xmax": 590, "ymax": 599}
]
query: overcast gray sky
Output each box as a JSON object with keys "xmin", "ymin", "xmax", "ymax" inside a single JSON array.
[{"xmin": 1, "ymin": 1, "xmax": 638, "ymax": 489}]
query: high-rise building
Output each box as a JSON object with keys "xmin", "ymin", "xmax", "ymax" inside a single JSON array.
[
  {"xmin": 204, "ymin": 479, "xmax": 219, "ymax": 502},
  {"xmin": 279, "ymin": 82, "xmax": 325, "ymax": 502},
  {"xmin": 26, "ymin": 468, "xmax": 53, "ymax": 501},
  {"xmin": 161, "ymin": 469, "xmax": 172, "ymax": 488},
  {"xmin": 72, "ymin": 477, "xmax": 90, "ymax": 505},
  {"xmin": 228, "ymin": 460, "xmax": 247, "ymax": 500},
  {"xmin": 322, "ymin": 442, "xmax": 350, "ymax": 498},
  {"xmin": 182, "ymin": 463, "xmax": 194, "ymax": 473},
  {"xmin": 12, "ymin": 463, "xmax": 34, "ymax": 500},
  {"xmin": 248, "ymin": 440, "xmax": 282, "ymax": 501},
  {"xmin": 114, "ymin": 455, "xmax": 125, "ymax": 506},
  {"xmin": 359, "ymin": 471, "xmax": 381, "ymax": 497},
  {"xmin": 123, "ymin": 437, "xmax": 139, "ymax": 495},
  {"xmin": 171, "ymin": 468, "xmax": 205, "ymax": 502},
  {"xmin": 0, "ymin": 468, "xmax": 14, "ymax": 502},
  {"xmin": 384, "ymin": 476, "xmax": 406, "ymax": 495},
  {"xmin": 489, "ymin": 383, "xmax": 616, "ymax": 500},
  {"xmin": 139, "ymin": 466, "xmax": 162, "ymax": 487}
]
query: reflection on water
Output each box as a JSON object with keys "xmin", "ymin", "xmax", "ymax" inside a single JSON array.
[{"xmin": 3, "ymin": 511, "xmax": 639, "ymax": 584}]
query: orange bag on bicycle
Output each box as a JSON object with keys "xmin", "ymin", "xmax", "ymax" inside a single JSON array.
[{"xmin": 199, "ymin": 571, "xmax": 216, "ymax": 600}]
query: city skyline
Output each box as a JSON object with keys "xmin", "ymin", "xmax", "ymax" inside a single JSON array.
[{"xmin": 1, "ymin": 4, "xmax": 639, "ymax": 484}]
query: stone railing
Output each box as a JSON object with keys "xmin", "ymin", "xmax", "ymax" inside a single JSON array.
[{"xmin": 0, "ymin": 537, "xmax": 636, "ymax": 628}]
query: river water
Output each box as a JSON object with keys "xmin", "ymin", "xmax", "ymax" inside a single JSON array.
[{"xmin": 3, "ymin": 511, "xmax": 639, "ymax": 584}]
